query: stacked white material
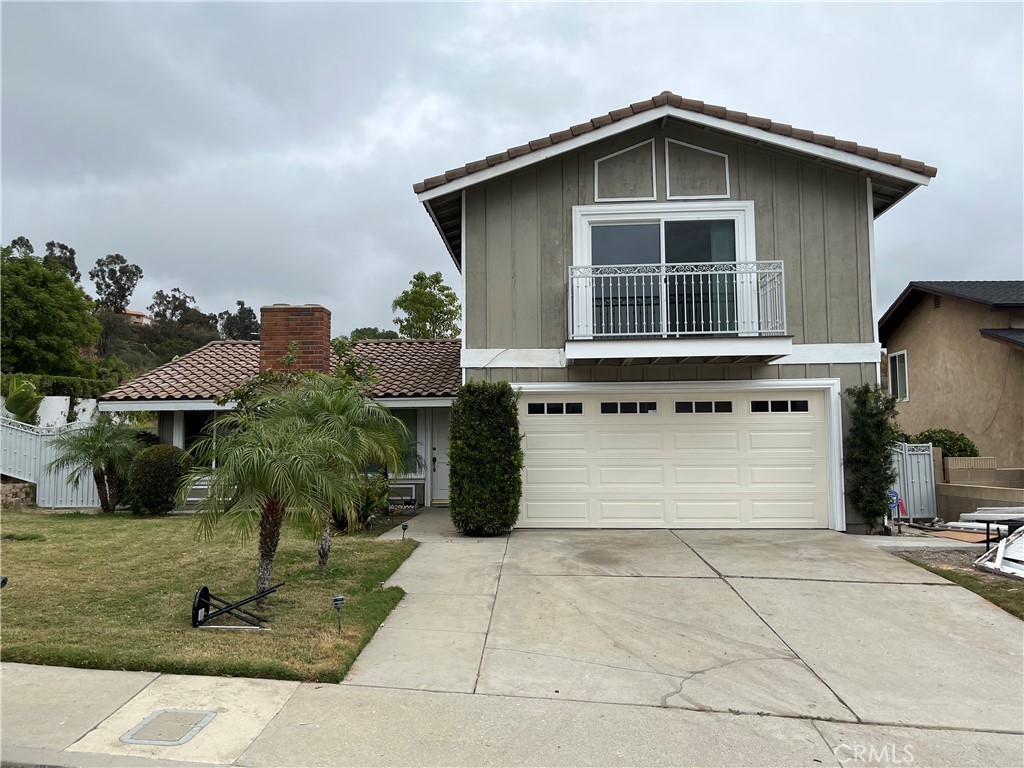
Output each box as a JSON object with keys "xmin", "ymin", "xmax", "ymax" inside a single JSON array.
[{"xmin": 975, "ymin": 528, "xmax": 1024, "ymax": 578}]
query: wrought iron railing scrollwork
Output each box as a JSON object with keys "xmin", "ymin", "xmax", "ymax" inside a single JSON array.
[{"xmin": 568, "ymin": 260, "xmax": 786, "ymax": 340}]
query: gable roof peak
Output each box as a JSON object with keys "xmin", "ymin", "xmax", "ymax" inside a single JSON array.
[{"xmin": 413, "ymin": 91, "xmax": 938, "ymax": 197}]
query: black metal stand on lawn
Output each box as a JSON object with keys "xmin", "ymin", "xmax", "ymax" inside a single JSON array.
[{"xmin": 191, "ymin": 582, "xmax": 284, "ymax": 630}]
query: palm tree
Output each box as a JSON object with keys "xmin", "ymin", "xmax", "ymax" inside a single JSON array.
[
  {"xmin": 183, "ymin": 375, "xmax": 409, "ymax": 598},
  {"xmin": 46, "ymin": 416, "xmax": 145, "ymax": 513}
]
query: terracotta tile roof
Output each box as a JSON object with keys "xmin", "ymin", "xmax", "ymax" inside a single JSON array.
[
  {"xmin": 414, "ymin": 91, "xmax": 937, "ymax": 194},
  {"xmin": 100, "ymin": 340, "xmax": 260, "ymax": 402},
  {"xmin": 352, "ymin": 338, "xmax": 462, "ymax": 398},
  {"xmin": 99, "ymin": 338, "xmax": 463, "ymax": 403}
]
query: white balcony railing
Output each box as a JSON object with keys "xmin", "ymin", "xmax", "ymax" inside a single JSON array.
[{"xmin": 568, "ymin": 261, "xmax": 786, "ymax": 340}]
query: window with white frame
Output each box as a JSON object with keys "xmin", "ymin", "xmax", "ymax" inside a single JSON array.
[
  {"xmin": 570, "ymin": 202, "xmax": 758, "ymax": 337},
  {"xmin": 888, "ymin": 351, "xmax": 908, "ymax": 402}
]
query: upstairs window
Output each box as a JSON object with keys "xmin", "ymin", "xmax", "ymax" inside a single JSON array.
[{"xmin": 570, "ymin": 202, "xmax": 759, "ymax": 337}]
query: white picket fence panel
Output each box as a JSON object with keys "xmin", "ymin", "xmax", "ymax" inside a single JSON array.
[
  {"xmin": 890, "ymin": 441, "xmax": 937, "ymax": 520},
  {"xmin": 0, "ymin": 417, "xmax": 103, "ymax": 508}
]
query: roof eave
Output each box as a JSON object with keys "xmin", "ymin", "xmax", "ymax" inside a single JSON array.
[
  {"xmin": 97, "ymin": 398, "xmax": 236, "ymax": 412},
  {"xmin": 416, "ymin": 104, "xmax": 934, "ymax": 203},
  {"xmin": 980, "ymin": 329, "xmax": 1024, "ymax": 351}
]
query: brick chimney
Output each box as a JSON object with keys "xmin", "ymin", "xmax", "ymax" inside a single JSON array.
[{"xmin": 259, "ymin": 304, "xmax": 332, "ymax": 374}]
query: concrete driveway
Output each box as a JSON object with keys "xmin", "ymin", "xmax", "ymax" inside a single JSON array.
[{"xmin": 352, "ymin": 511, "xmax": 1024, "ymax": 736}]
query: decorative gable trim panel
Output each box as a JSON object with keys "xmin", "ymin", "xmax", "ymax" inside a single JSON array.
[
  {"xmin": 594, "ymin": 139, "xmax": 656, "ymax": 202},
  {"xmin": 666, "ymin": 139, "xmax": 730, "ymax": 199}
]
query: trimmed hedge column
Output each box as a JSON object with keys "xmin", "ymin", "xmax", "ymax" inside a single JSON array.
[
  {"xmin": 449, "ymin": 380, "xmax": 524, "ymax": 536},
  {"xmin": 844, "ymin": 384, "xmax": 899, "ymax": 532}
]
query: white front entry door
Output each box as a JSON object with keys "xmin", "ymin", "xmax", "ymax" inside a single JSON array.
[
  {"xmin": 518, "ymin": 389, "xmax": 830, "ymax": 529},
  {"xmin": 431, "ymin": 409, "xmax": 451, "ymax": 504}
]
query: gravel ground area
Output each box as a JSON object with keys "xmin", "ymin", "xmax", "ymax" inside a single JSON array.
[{"xmin": 897, "ymin": 548, "xmax": 1024, "ymax": 598}]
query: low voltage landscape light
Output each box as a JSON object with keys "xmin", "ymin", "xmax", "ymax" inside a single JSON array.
[
  {"xmin": 401, "ymin": 522, "xmax": 409, "ymax": 540},
  {"xmin": 332, "ymin": 594, "xmax": 345, "ymax": 635}
]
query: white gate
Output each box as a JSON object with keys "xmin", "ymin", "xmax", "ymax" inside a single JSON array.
[
  {"xmin": 890, "ymin": 442, "xmax": 936, "ymax": 520},
  {"xmin": 0, "ymin": 417, "xmax": 103, "ymax": 508}
]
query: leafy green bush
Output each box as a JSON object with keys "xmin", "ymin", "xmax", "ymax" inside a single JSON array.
[
  {"xmin": 331, "ymin": 473, "xmax": 391, "ymax": 532},
  {"xmin": 844, "ymin": 384, "xmax": 900, "ymax": 532},
  {"xmin": 911, "ymin": 428, "xmax": 979, "ymax": 458},
  {"xmin": 449, "ymin": 380, "xmax": 523, "ymax": 536},
  {"xmin": 5, "ymin": 375, "xmax": 43, "ymax": 424},
  {"xmin": 0, "ymin": 373, "xmax": 119, "ymax": 400},
  {"xmin": 128, "ymin": 444, "xmax": 192, "ymax": 515}
]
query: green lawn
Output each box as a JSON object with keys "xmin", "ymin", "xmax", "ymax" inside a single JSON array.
[{"xmin": 0, "ymin": 509, "xmax": 417, "ymax": 682}]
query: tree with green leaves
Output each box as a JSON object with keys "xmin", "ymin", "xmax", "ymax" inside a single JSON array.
[
  {"xmin": 392, "ymin": 271, "xmax": 461, "ymax": 339},
  {"xmin": 46, "ymin": 415, "xmax": 146, "ymax": 513},
  {"xmin": 8, "ymin": 236, "xmax": 34, "ymax": 257},
  {"xmin": 844, "ymin": 384, "xmax": 900, "ymax": 532},
  {"xmin": 350, "ymin": 326, "xmax": 400, "ymax": 341},
  {"xmin": 218, "ymin": 300, "xmax": 261, "ymax": 340},
  {"xmin": 184, "ymin": 375, "xmax": 410, "ymax": 598},
  {"xmin": 90, "ymin": 253, "xmax": 143, "ymax": 312},
  {"xmin": 44, "ymin": 241, "xmax": 81, "ymax": 284},
  {"xmin": 145, "ymin": 288, "xmax": 219, "ymax": 360},
  {"xmin": 1, "ymin": 244, "xmax": 101, "ymax": 377}
]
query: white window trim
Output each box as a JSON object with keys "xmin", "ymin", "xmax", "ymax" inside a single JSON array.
[
  {"xmin": 594, "ymin": 139, "xmax": 657, "ymax": 202},
  {"xmin": 572, "ymin": 201, "xmax": 756, "ymax": 267},
  {"xmin": 571, "ymin": 201, "xmax": 758, "ymax": 337},
  {"xmin": 665, "ymin": 138, "xmax": 731, "ymax": 200},
  {"xmin": 888, "ymin": 350, "xmax": 909, "ymax": 402}
]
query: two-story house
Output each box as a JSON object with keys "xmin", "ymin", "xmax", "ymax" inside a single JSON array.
[{"xmin": 415, "ymin": 91, "xmax": 936, "ymax": 532}]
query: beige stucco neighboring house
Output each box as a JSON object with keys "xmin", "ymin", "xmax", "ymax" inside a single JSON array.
[
  {"xmin": 416, "ymin": 90, "xmax": 937, "ymax": 532},
  {"xmin": 878, "ymin": 281, "xmax": 1024, "ymax": 467}
]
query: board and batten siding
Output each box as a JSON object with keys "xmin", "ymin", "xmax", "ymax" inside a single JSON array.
[{"xmin": 463, "ymin": 121, "xmax": 875, "ymax": 384}]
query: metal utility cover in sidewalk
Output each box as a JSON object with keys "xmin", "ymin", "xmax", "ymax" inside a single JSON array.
[{"xmin": 120, "ymin": 709, "xmax": 216, "ymax": 746}]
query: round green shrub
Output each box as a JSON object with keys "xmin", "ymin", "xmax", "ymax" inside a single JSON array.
[
  {"xmin": 911, "ymin": 428, "xmax": 979, "ymax": 458},
  {"xmin": 449, "ymin": 380, "xmax": 524, "ymax": 536},
  {"xmin": 128, "ymin": 444, "xmax": 192, "ymax": 515}
]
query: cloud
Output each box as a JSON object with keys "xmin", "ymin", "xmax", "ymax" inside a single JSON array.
[{"xmin": 3, "ymin": 1, "xmax": 1021, "ymax": 342}]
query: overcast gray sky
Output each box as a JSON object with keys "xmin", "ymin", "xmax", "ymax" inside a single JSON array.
[{"xmin": 4, "ymin": 1, "xmax": 1022, "ymax": 338}]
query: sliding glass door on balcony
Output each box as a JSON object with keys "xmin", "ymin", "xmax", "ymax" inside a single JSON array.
[
  {"xmin": 590, "ymin": 223, "xmax": 663, "ymax": 336},
  {"xmin": 664, "ymin": 220, "xmax": 738, "ymax": 334},
  {"xmin": 582, "ymin": 219, "xmax": 746, "ymax": 338}
]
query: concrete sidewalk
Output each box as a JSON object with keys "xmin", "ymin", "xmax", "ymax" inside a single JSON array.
[
  {"xmin": 3, "ymin": 511, "xmax": 1023, "ymax": 767},
  {"xmin": 5, "ymin": 662, "xmax": 1021, "ymax": 768}
]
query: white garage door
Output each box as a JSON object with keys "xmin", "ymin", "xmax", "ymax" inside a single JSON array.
[{"xmin": 519, "ymin": 389, "xmax": 830, "ymax": 529}]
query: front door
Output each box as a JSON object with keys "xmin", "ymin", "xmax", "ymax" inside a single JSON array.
[{"xmin": 431, "ymin": 410, "xmax": 451, "ymax": 505}]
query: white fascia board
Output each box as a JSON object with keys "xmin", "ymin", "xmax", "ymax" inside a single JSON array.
[
  {"xmin": 462, "ymin": 348, "xmax": 566, "ymax": 368},
  {"xmin": 565, "ymin": 336, "xmax": 792, "ymax": 361},
  {"xmin": 769, "ymin": 342, "xmax": 881, "ymax": 365},
  {"xmin": 374, "ymin": 397, "xmax": 455, "ymax": 408},
  {"xmin": 514, "ymin": 378, "xmax": 841, "ymax": 394},
  {"xmin": 97, "ymin": 400, "xmax": 235, "ymax": 412},
  {"xmin": 417, "ymin": 105, "xmax": 932, "ymax": 202}
]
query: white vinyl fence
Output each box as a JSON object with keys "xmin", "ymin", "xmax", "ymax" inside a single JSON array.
[
  {"xmin": 890, "ymin": 441, "xmax": 937, "ymax": 520},
  {"xmin": 1, "ymin": 417, "xmax": 103, "ymax": 508}
]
